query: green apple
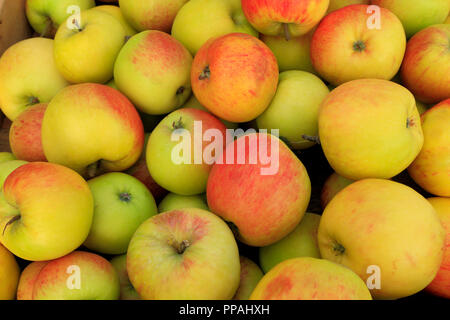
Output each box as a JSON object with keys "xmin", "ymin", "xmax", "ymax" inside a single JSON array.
[
  {"xmin": 259, "ymin": 213, "xmax": 321, "ymax": 273},
  {"xmin": 0, "ymin": 153, "xmax": 16, "ymax": 164},
  {"xmin": 158, "ymin": 193, "xmax": 209, "ymax": 212},
  {"xmin": 110, "ymin": 255, "xmax": 140, "ymax": 300},
  {"xmin": 256, "ymin": 71, "xmax": 330, "ymax": 149},
  {"xmin": 91, "ymin": 5, "xmax": 137, "ymax": 37},
  {"xmin": 233, "ymin": 256, "xmax": 263, "ymax": 300},
  {"xmin": 127, "ymin": 208, "xmax": 241, "ymax": 299},
  {"xmin": 54, "ymin": 9, "xmax": 126, "ymax": 83},
  {"xmin": 26, "ymin": 0, "xmax": 95, "ymax": 37},
  {"xmin": 84, "ymin": 172, "xmax": 158, "ymax": 255},
  {"xmin": 171, "ymin": 0, "xmax": 258, "ymax": 55},
  {"xmin": 0, "ymin": 160, "xmax": 28, "ymax": 189}
]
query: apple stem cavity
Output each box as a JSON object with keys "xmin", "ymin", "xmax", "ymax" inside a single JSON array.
[
  {"xmin": 27, "ymin": 96, "xmax": 40, "ymax": 106},
  {"xmin": 198, "ymin": 66, "xmax": 210, "ymax": 80},
  {"xmin": 353, "ymin": 40, "xmax": 366, "ymax": 52},
  {"xmin": 302, "ymin": 135, "xmax": 321, "ymax": 145},
  {"xmin": 175, "ymin": 239, "xmax": 190, "ymax": 254},
  {"xmin": 333, "ymin": 242, "xmax": 346, "ymax": 256},
  {"xmin": 2, "ymin": 215, "xmax": 20, "ymax": 236},
  {"xmin": 119, "ymin": 192, "xmax": 132, "ymax": 202},
  {"xmin": 283, "ymin": 23, "xmax": 291, "ymax": 41}
]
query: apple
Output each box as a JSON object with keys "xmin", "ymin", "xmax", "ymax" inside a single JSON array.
[
  {"xmin": 171, "ymin": 0, "xmax": 258, "ymax": 55},
  {"xmin": 41, "ymin": 83, "xmax": 144, "ymax": 178},
  {"xmin": 321, "ymin": 172, "xmax": 354, "ymax": 209},
  {"xmin": 91, "ymin": 5, "xmax": 137, "ymax": 38},
  {"xmin": 327, "ymin": 0, "xmax": 369, "ymax": 13},
  {"xmin": 371, "ymin": 0, "xmax": 450, "ymax": 38},
  {"xmin": 127, "ymin": 208, "xmax": 241, "ymax": 299},
  {"xmin": 318, "ymin": 179, "xmax": 445, "ymax": 299},
  {"xmin": 147, "ymin": 108, "xmax": 227, "ymax": 195},
  {"xmin": 158, "ymin": 193, "xmax": 209, "ymax": 212},
  {"xmin": 0, "ymin": 162, "xmax": 93, "ymax": 261},
  {"xmin": 250, "ymin": 257, "xmax": 372, "ymax": 300},
  {"xmin": 118, "ymin": 0, "xmax": 188, "ymax": 33},
  {"xmin": 311, "ymin": 4, "xmax": 406, "ymax": 86},
  {"xmin": 114, "ymin": 30, "xmax": 193, "ymax": 115},
  {"xmin": 25, "ymin": 0, "xmax": 95, "ymax": 37},
  {"xmin": 400, "ymin": 24, "xmax": 450, "ymax": 104},
  {"xmin": 256, "ymin": 70, "xmax": 330, "ymax": 150},
  {"xmin": 426, "ymin": 197, "xmax": 450, "ymax": 299},
  {"xmin": 110, "ymin": 254, "xmax": 140, "ymax": 300},
  {"xmin": 0, "ymin": 38, "xmax": 69, "ymax": 121},
  {"xmin": 207, "ymin": 133, "xmax": 311, "ymax": 247},
  {"xmin": 0, "ymin": 244, "xmax": 20, "ymax": 300},
  {"xmin": 241, "ymin": 0, "xmax": 329, "ymax": 39},
  {"xmin": 9, "ymin": 103, "xmax": 47, "ymax": 162},
  {"xmin": 54, "ymin": 8, "xmax": 126, "ymax": 84},
  {"xmin": 191, "ymin": 33, "xmax": 279, "ymax": 123},
  {"xmin": 233, "ymin": 256, "xmax": 264, "ymax": 300},
  {"xmin": 259, "ymin": 213, "xmax": 321, "ymax": 273},
  {"xmin": 0, "ymin": 160, "xmax": 28, "ymax": 189},
  {"xmin": 32, "ymin": 251, "xmax": 120, "ymax": 300},
  {"xmin": 16, "ymin": 261, "xmax": 48, "ymax": 300},
  {"xmin": 0, "ymin": 153, "xmax": 16, "ymax": 163},
  {"xmin": 408, "ymin": 99, "xmax": 450, "ymax": 197},
  {"xmin": 318, "ymin": 79, "xmax": 424, "ymax": 180},
  {"xmin": 260, "ymin": 32, "xmax": 316, "ymax": 73}
]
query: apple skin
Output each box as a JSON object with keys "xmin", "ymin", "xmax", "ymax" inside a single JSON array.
[
  {"xmin": 16, "ymin": 261, "xmax": 48, "ymax": 300},
  {"xmin": 408, "ymin": 99, "xmax": 450, "ymax": 197},
  {"xmin": 84, "ymin": 172, "xmax": 158, "ymax": 255},
  {"xmin": 91, "ymin": 5, "xmax": 137, "ymax": 37},
  {"xmin": 114, "ymin": 30, "xmax": 193, "ymax": 115},
  {"xmin": 0, "ymin": 244, "xmax": 20, "ymax": 300},
  {"xmin": 327, "ymin": 0, "xmax": 369, "ymax": 13},
  {"xmin": 147, "ymin": 108, "xmax": 227, "ymax": 196},
  {"xmin": 25, "ymin": 0, "xmax": 96, "ymax": 37},
  {"xmin": 318, "ymin": 79, "xmax": 424, "ymax": 180},
  {"xmin": 127, "ymin": 208, "xmax": 241, "ymax": 299},
  {"xmin": 241, "ymin": 0, "xmax": 329, "ymax": 38},
  {"xmin": 0, "ymin": 38, "xmax": 69, "ymax": 121},
  {"xmin": 250, "ymin": 257, "xmax": 372, "ymax": 300},
  {"xmin": 9, "ymin": 103, "xmax": 47, "ymax": 162},
  {"xmin": 233, "ymin": 256, "xmax": 264, "ymax": 300},
  {"xmin": 119, "ymin": 0, "xmax": 188, "ymax": 33},
  {"xmin": 256, "ymin": 70, "xmax": 329, "ymax": 150},
  {"xmin": 400, "ymin": 24, "xmax": 450, "ymax": 104},
  {"xmin": 0, "ymin": 153, "xmax": 16, "ymax": 164},
  {"xmin": 0, "ymin": 160, "xmax": 28, "ymax": 189},
  {"xmin": 54, "ymin": 9, "xmax": 126, "ymax": 84},
  {"xmin": 259, "ymin": 213, "xmax": 321, "ymax": 273},
  {"xmin": 0, "ymin": 162, "xmax": 94, "ymax": 261},
  {"xmin": 158, "ymin": 193, "xmax": 209, "ymax": 212},
  {"xmin": 32, "ymin": 251, "xmax": 120, "ymax": 300},
  {"xmin": 207, "ymin": 133, "xmax": 311, "ymax": 247},
  {"xmin": 110, "ymin": 255, "xmax": 140, "ymax": 300},
  {"xmin": 426, "ymin": 197, "xmax": 450, "ymax": 299},
  {"xmin": 191, "ymin": 33, "xmax": 279, "ymax": 123},
  {"xmin": 41, "ymin": 83, "xmax": 144, "ymax": 178},
  {"xmin": 321, "ymin": 172, "xmax": 354, "ymax": 209},
  {"xmin": 171, "ymin": 0, "xmax": 258, "ymax": 55},
  {"xmin": 371, "ymin": 0, "xmax": 450, "ymax": 38},
  {"xmin": 318, "ymin": 179, "xmax": 445, "ymax": 300},
  {"xmin": 311, "ymin": 5, "xmax": 406, "ymax": 86}
]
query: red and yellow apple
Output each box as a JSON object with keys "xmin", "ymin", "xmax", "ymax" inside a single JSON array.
[
  {"xmin": 233, "ymin": 256, "xmax": 264, "ymax": 300},
  {"xmin": 321, "ymin": 172, "xmax": 354, "ymax": 209},
  {"xmin": 0, "ymin": 244, "xmax": 20, "ymax": 300},
  {"xmin": 16, "ymin": 261, "xmax": 48, "ymax": 300}
]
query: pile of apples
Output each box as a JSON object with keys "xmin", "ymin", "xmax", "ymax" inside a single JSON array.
[{"xmin": 0, "ymin": 0, "xmax": 449, "ymax": 301}]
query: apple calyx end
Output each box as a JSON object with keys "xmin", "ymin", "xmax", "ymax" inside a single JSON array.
[
  {"xmin": 176, "ymin": 86, "xmax": 185, "ymax": 96},
  {"xmin": 198, "ymin": 66, "xmax": 210, "ymax": 81},
  {"xmin": 353, "ymin": 40, "xmax": 366, "ymax": 52},
  {"xmin": 119, "ymin": 192, "xmax": 132, "ymax": 202},
  {"xmin": 333, "ymin": 242, "xmax": 346, "ymax": 256},
  {"xmin": 2, "ymin": 215, "xmax": 20, "ymax": 236}
]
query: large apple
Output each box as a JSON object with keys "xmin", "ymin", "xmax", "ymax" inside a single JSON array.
[
  {"xmin": 318, "ymin": 179, "xmax": 445, "ymax": 299},
  {"xmin": 408, "ymin": 99, "xmax": 450, "ymax": 197},
  {"xmin": 110, "ymin": 255, "xmax": 140, "ymax": 300},
  {"xmin": 318, "ymin": 79, "xmax": 424, "ymax": 180},
  {"xmin": 147, "ymin": 108, "xmax": 227, "ymax": 195},
  {"xmin": 371, "ymin": 0, "xmax": 450, "ymax": 38},
  {"xmin": 41, "ymin": 83, "xmax": 144, "ymax": 178},
  {"xmin": 259, "ymin": 213, "xmax": 321, "ymax": 273},
  {"xmin": 26, "ymin": 0, "xmax": 95, "ymax": 37},
  {"xmin": 171, "ymin": 0, "xmax": 258, "ymax": 55},
  {"xmin": 400, "ymin": 24, "xmax": 450, "ymax": 104},
  {"xmin": 233, "ymin": 256, "xmax": 264, "ymax": 300},
  {"xmin": 311, "ymin": 4, "xmax": 406, "ymax": 86},
  {"xmin": 320, "ymin": 172, "xmax": 354, "ymax": 209},
  {"xmin": 191, "ymin": 33, "xmax": 279, "ymax": 123},
  {"xmin": 250, "ymin": 257, "xmax": 372, "ymax": 300},
  {"xmin": 327, "ymin": 0, "xmax": 369, "ymax": 13},
  {"xmin": 127, "ymin": 208, "xmax": 241, "ymax": 299},
  {"xmin": 256, "ymin": 70, "xmax": 329, "ymax": 150},
  {"xmin": 158, "ymin": 193, "xmax": 209, "ymax": 212},
  {"xmin": 91, "ymin": 5, "xmax": 137, "ymax": 38},
  {"xmin": 118, "ymin": 0, "xmax": 188, "ymax": 33},
  {"xmin": 0, "ymin": 162, "xmax": 94, "ymax": 261},
  {"xmin": 207, "ymin": 133, "xmax": 311, "ymax": 247},
  {"xmin": 0, "ymin": 38, "xmax": 69, "ymax": 121},
  {"xmin": 54, "ymin": 9, "xmax": 126, "ymax": 84},
  {"xmin": 9, "ymin": 103, "xmax": 47, "ymax": 162},
  {"xmin": 0, "ymin": 160, "xmax": 28, "ymax": 189},
  {"xmin": 114, "ymin": 31, "xmax": 193, "ymax": 115},
  {"xmin": 0, "ymin": 244, "xmax": 20, "ymax": 300},
  {"xmin": 426, "ymin": 197, "xmax": 450, "ymax": 299},
  {"xmin": 16, "ymin": 261, "xmax": 48, "ymax": 300},
  {"xmin": 241, "ymin": 0, "xmax": 329, "ymax": 39}
]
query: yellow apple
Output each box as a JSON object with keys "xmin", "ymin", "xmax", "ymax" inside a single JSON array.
[{"xmin": 0, "ymin": 244, "xmax": 20, "ymax": 300}]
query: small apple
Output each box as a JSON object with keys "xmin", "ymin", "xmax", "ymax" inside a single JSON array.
[
  {"xmin": 327, "ymin": 0, "xmax": 369, "ymax": 13},
  {"xmin": 233, "ymin": 256, "xmax": 263, "ymax": 300},
  {"xmin": 127, "ymin": 208, "xmax": 241, "ymax": 299},
  {"xmin": 321, "ymin": 172, "xmax": 354, "ymax": 209},
  {"xmin": 0, "ymin": 162, "xmax": 94, "ymax": 261},
  {"xmin": 0, "ymin": 160, "xmax": 28, "ymax": 189},
  {"xmin": 0, "ymin": 244, "xmax": 20, "ymax": 300},
  {"xmin": 110, "ymin": 255, "xmax": 140, "ymax": 300},
  {"xmin": 0, "ymin": 153, "xmax": 16, "ymax": 164},
  {"xmin": 158, "ymin": 193, "xmax": 209, "ymax": 212},
  {"xmin": 91, "ymin": 5, "xmax": 137, "ymax": 37},
  {"xmin": 17, "ymin": 261, "xmax": 48, "ymax": 300}
]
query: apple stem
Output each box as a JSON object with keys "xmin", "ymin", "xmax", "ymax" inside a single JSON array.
[
  {"xmin": 172, "ymin": 117, "xmax": 184, "ymax": 130},
  {"xmin": 302, "ymin": 135, "xmax": 321, "ymax": 145},
  {"xmin": 177, "ymin": 240, "xmax": 190, "ymax": 254},
  {"xmin": 283, "ymin": 23, "xmax": 291, "ymax": 41},
  {"xmin": 2, "ymin": 215, "xmax": 20, "ymax": 236}
]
